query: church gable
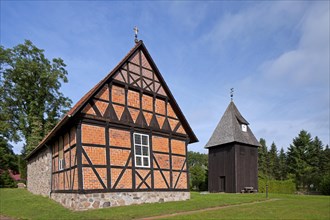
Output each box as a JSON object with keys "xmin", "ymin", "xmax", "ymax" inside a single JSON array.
[
  {"xmin": 113, "ymin": 50, "xmax": 166, "ymax": 96},
  {"xmin": 79, "ymin": 42, "xmax": 193, "ymax": 138}
]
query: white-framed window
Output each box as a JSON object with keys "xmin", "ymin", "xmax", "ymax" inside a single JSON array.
[
  {"xmin": 241, "ymin": 124, "xmax": 247, "ymax": 132},
  {"xmin": 133, "ymin": 133, "xmax": 150, "ymax": 168},
  {"xmin": 58, "ymin": 138, "xmax": 64, "ymax": 170},
  {"xmin": 59, "ymin": 159, "xmax": 64, "ymax": 171}
]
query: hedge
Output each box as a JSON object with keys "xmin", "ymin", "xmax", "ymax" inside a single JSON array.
[{"xmin": 258, "ymin": 178, "xmax": 296, "ymax": 194}]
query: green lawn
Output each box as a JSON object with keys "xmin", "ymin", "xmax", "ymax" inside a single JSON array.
[
  {"xmin": 0, "ymin": 189, "xmax": 329, "ymax": 220},
  {"xmin": 167, "ymin": 194, "xmax": 330, "ymax": 219}
]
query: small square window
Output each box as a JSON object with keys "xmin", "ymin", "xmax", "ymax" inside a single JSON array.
[{"xmin": 241, "ymin": 124, "xmax": 247, "ymax": 132}]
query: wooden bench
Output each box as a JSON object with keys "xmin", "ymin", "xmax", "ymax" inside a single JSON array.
[{"xmin": 241, "ymin": 187, "xmax": 257, "ymax": 193}]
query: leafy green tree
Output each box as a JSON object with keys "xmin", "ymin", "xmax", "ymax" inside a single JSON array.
[
  {"xmin": 190, "ymin": 165, "xmax": 206, "ymax": 191},
  {"xmin": 258, "ymin": 138, "xmax": 268, "ymax": 176},
  {"xmin": 0, "ymin": 40, "xmax": 72, "ymax": 156},
  {"xmin": 188, "ymin": 151, "xmax": 208, "ymax": 167},
  {"xmin": 0, "ymin": 138, "xmax": 18, "ymax": 172},
  {"xmin": 1, "ymin": 40, "xmax": 72, "ymax": 178},
  {"xmin": 188, "ymin": 151, "xmax": 208, "ymax": 191}
]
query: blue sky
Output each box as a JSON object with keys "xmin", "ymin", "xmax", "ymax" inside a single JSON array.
[{"xmin": 1, "ymin": 1, "xmax": 329, "ymax": 154}]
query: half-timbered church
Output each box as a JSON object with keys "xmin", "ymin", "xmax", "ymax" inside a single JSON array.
[
  {"xmin": 205, "ymin": 100, "xmax": 260, "ymax": 193},
  {"xmin": 26, "ymin": 40, "xmax": 198, "ymax": 210}
]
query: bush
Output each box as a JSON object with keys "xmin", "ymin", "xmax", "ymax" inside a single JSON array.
[
  {"xmin": 319, "ymin": 174, "xmax": 330, "ymax": 195},
  {"xmin": 258, "ymin": 178, "xmax": 296, "ymax": 194},
  {"xmin": 0, "ymin": 171, "xmax": 17, "ymax": 188}
]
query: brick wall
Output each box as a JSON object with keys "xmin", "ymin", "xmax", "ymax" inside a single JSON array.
[
  {"xmin": 112, "ymin": 85, "xmax": 125, "ymax": 104},
  {"xmin": 152, "ymin": 136, "xmax": 169, "ymax": 152},
  {"xmin": 127, "ymin": 90, "xmax": 140, "ymax": 108},
  {"xmin": 82, "ymin": 124, "xmax": 105, "ymax": 145},
  {"xmin": 142, "ymin": 94, "xmax": 153, "ymax": 111},
  {"xmin": 49, "ymin": 123, "xmax": 188, "ymax": 192},
  {"xmin": 171, "ymin": 139, "xmax": 186, "ymax": 155},
  {"xmin": 109, "ymin": 129, "xmax": 131, "ymax": 148}
]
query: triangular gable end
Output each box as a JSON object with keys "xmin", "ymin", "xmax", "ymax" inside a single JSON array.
[
  {"xmin": 113, "ymin": 49, "xmax": 166, "ymax": 97},
  {"xmin": 27, "ymin": 41, "xmax": 198, "ymax": 159},
  {"xmin": 109, "ymin": 44, "xmax": 195, "ymax": 140}
]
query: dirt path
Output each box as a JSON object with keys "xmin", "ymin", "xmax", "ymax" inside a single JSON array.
[
  {"xmin": 138, "ymin": 199, "xmax": 279, "ymax": 220},
  {"xmin": 0, "ymin": 215, "xmax": 15, "ymax": 220}
]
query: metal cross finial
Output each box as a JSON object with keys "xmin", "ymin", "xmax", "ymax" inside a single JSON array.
[
  {"xmin": 230, "ymin": 88, "xmax": 234, "ymax": 101},
  {"xmin": 134, "ymin": 26, "xmax": 139, "ymax": 43}
]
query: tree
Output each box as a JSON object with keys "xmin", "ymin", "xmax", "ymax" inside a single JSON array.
[
  {"xmin": 258, "ymin": 138, "xmax": 268, "ymax": 176},
  {"xmin": 190, "ymin": 165, "xmax": 206, "ymax": 191},
  {"xmin": 323, "ymin": 145, "xmax": 330, "ymax": 176},
  {"xmin": 305, "ymin": 136, "xmax": 324, "ymax": 191},
  {"xmin": 278, "ymin": 148, "xmax": 287, "ymax": 180},
  {"xmin": 188, "ymin": 151, "xmax": 208, "ymax": 168},
  {"xmin": 0, "ymin": 40, "xmax": 72, "ymax": 156},
  {"xmin": 188, "ymin": 151, "xmax": 208, "ymax": 191},
  {"xmin": 1, "ymin": 40, "xmax": 72, "ymax": 179},
  {"xmin": 0, "ymin": 138, "xmax": 18, "ymax": 172},
  {"xmin": 287, "ymin": 130, "xmax": 313, "ymax": 190},
  {"xmin": 268, "ymin": 142, "xmax": 279, "ymax": 179}
]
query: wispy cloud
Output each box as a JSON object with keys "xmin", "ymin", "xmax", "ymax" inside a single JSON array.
[{"xmin": 262, "ymin": 3, "xmax": 329, "ymax": 87}]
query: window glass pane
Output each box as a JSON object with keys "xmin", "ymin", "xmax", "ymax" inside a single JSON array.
[
  {"xmin": 142, "ymin": 146, "xmax": 148, "ymax": 156},
  {"xmin": 143, "ymin": 157, "xmax": 149, "ymax": 167},
  {"xmin": 135, "ymin": 134, "xmax": 141, "ymax": 144},
  {"xmin": 136, "ymin": 157, "xmax": 142, "ymax": 166},
  {"xmin": 135, "ymin": 146, "xmax": 142, "ymax": 155},
  {"xmin": 142, "ymin": 135, "xmax": 148, "ymax": 145}
]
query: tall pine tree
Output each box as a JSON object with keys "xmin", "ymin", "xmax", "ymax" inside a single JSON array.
[
  {"xmin": 287, "ymin": 130, "xmax": 312, "ymax": 190},
  {"xmin": 268, "ymin": 142, "xmax": 279, "ymax": 179},
  {"xmin": 258, "ymin": 138, "xmax": 268, "ymax": 177},
  {"xmin": 278, "ymin": 147, "xmax": 287, "ymax": 180}
]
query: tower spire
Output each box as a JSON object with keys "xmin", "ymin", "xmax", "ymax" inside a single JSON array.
[
  {"xmin": 230, "ymin": 88, "xmax": 234, "ymax": 102},
  {"xmin": 134, "ymin": 26, "xmax": 139, "ymax": 43}
]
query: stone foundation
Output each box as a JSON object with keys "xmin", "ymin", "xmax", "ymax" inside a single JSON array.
[{"xmin": 51, "ymin": 191, "xmax": 190, "ymax": 210}]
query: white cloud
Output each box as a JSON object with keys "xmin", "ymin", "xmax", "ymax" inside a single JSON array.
[
  {"xmin": 262, "ymin": 3, "xmax": 329, "ymax": 86},
  {"xmin": 202, "ymin": 1, "xmax": 306, "ymax": 51}
]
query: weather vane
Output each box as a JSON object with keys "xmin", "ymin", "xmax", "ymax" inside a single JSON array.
[
  {"xmin": 134, "ymin": 26, "xmax": 139, "ymax": 43},
  {"xmin": 230, "ymin": 88, "xmax": 234, "ymax": 101}
]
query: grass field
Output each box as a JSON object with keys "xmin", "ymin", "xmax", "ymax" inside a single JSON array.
[{"xmin": 0, "ymin": 189, "xmax": 329, "ymax": 219}]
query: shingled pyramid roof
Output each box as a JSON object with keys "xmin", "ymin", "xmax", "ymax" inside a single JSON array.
[{"xmin": 205, "ymin": 101, "xmax": 260, "ymax": 148}]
